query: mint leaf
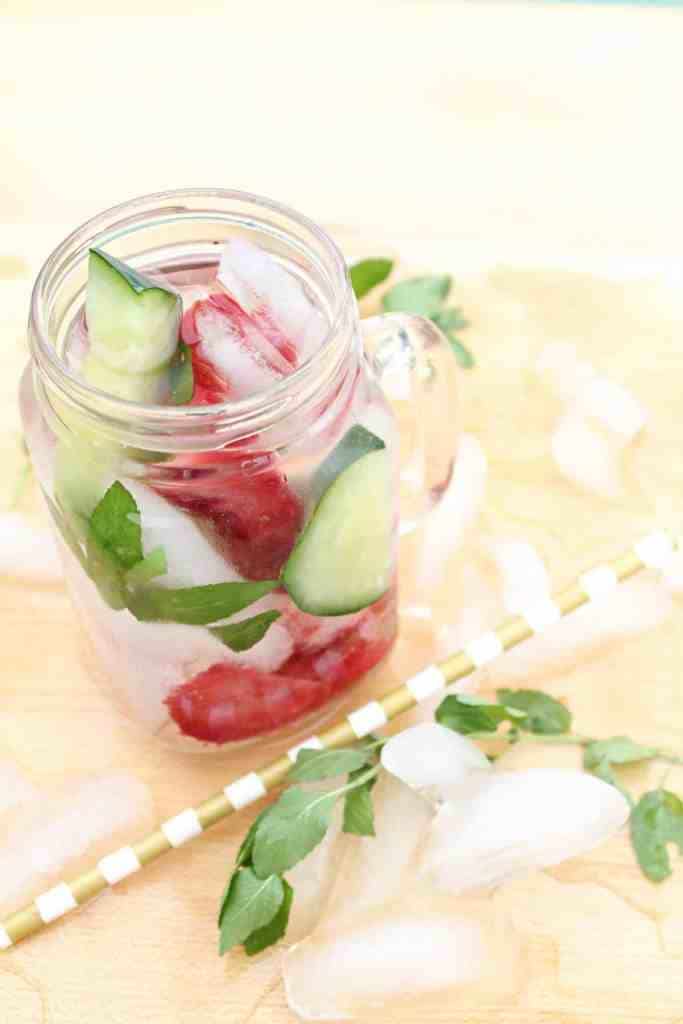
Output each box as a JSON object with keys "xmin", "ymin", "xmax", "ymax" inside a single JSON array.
[
  {"xmin": 252, "ymin": 786, "xmax": 340, "ymax": 877},
  {"xmin": 382, "ymin": 275, "xmax": 451, "ymax": 317},
  {"xmin": 349, "ymin": 259, "xmax": 394, "ymax": 300},
  {"xmin": 127, "ymin": 578, "xmax": 279, "ymax": 625},
  {"xmin": 435, "ymin": 694, "xmax": 521, "ymax": 735},
  {"xmin": 234, "ymin": 808, "xmax": 270, "ymax": 872},
  {"xmin": 343, "ymin": 769, "xmax": 377, "ymax": 837},
  {"xmin": 89, "ymin": 481, "xmax": 143, "ymax": 570},
  {"xmin": 288, "ymin": 747, "xmax": 370, "ymax": 783},
  {"xmin": 125, "ymin": 546, "xmax": 167, "ymax": 587},
  {"xmin": 496, "ymin": 688, "xmax": 571, "ymax": 735},
  {"xmin": 630, "ymin": 790, "xmax": 683, "ymax": 882},
  {"xmin": 169, "ymin": 341, "xmax": 194, "ymax": 405},
  {"xmin": 244, "ymin": 879, "xmax": 293, "ymax": 956},
  {"xmin": 211, "ymin": 610, "xmax": 281, "ymax": 653},
  {"xmin": 218, "ymin": 868, "xmax": 284, "ymax": 955}
]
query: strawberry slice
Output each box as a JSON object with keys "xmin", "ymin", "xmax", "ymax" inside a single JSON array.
[
  {"xmin": 165, "ymin": 592, "xmax": 397, "ymax": 744},
  {"xmin": 153, "ymin": 449, "xmax": 304, "ymax": 580},
  {"xmin": 166, "ymin": 664, "xmax": 334, "ymax": 743},
  {"xmin": 189, "ymin": 350, "xmax": 233, "ymax": 405}
]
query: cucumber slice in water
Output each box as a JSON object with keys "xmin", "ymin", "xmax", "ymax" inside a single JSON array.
[
  {"xmin": 55, "ymin": 250, "xmax": 182, "ymax": 519},
  {"xmin": 86, "ymin": 248, "xmax": 181, "ymax": 376},
  {"xmin": 283, "ymin": 429, "xmax": 393, "ymax": 615}
]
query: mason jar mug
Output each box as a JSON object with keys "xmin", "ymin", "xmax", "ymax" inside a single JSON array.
[{"xmin": 21, "ymin": 189, "xmax": 460, "ymax": 751}]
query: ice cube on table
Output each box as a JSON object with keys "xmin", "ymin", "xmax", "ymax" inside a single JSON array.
[
  {"xmin": 0, "ymin": 762, "xmax": 39, "ymax": 816},
  {"xmin": 381, "ymin": 724, "xmax": 490, "ymax": 803},
  {"xmin": 487, "ymin": 538, "xmax": 550, "ymax": 614},
  {"xmin": 0, "ymin": 774, "xmax": 154, "ymax": 917},
  {"xmin": 0, "ymin": 512, "xmax": 62, "ymax": 584},
  {"xmin": 284, "ymin": 906, "xmax": 486, "ymax": 1020},
  {"xmin": 419, "ymin": 768, "xmax": 629, "ymax": 894},
  {"xmin": 551, "ymin": 409, "xmax": 624, "ymax": 498},
  {"xmin": 218, "ymin": 238, "xmax": 327, "ymax": 362},
  {"xmin": 322, "ymin": 773, "xmax": 434, "ymax": 927}
]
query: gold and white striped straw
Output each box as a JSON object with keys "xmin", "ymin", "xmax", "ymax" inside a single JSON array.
[{"xmin": 0, "ymin": 530, "xmax": 677, "ymax": 951}]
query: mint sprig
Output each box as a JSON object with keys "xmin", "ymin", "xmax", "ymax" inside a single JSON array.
[
  {"xmin": 48, "ymin": 482, "xmax": 282, "ymax": 647},
  {"xmin": 349, "ymin": 259, "xmax": 474, "ymax": 368},
  {"xmin": 219, "ymin": 742, "xmax": 381, "ymax": 956},
  {"xmin": 437, "ymin": 687, "xmax": 683, "ymax": 888}
]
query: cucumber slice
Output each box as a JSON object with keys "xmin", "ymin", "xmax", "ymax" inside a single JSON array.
[
  {"xmin": 283, "ymin": 442, "xmax": 393, "ymax": 616},
  {"xmin": 311, "ymin": 424, "xmax": 386, "ymax": 505},
  {"xmin": 81, "ymin": 353, "xmax": 171, "ymax": 404},
  {"xmin": 55, "ymin": 251, "xmax": 181, "ymax": 520},
  {"xmin": 86, "ymin": 248, "xmax": 181, "ymax": 376}
]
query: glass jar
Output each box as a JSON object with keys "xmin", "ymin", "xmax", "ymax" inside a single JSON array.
[{"xmin": 21, "ymin": 189, "xmax": 460, "ymax": 752}]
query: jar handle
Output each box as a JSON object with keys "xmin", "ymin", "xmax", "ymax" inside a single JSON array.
[{"xmin": 360, "ymin": 313, "xmax": 461, "ymax": 534}]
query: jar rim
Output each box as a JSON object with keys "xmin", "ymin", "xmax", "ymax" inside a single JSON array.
[{"xmin": 28, "ymin": 188, "xmax": 353, "ymax": 446}]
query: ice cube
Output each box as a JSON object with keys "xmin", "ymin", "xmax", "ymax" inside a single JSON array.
[
  {"xmin": 218, "ymin": 239, "xmax": 327, "ymax": 361},
  {"xmin": 284, "ymin": 906, "xmax": 486, "ymax": 1020},
  {"xmin": 0, "ymin": 512, "xmax": 62, "ymax": 583},
  {"xmin": 434, "ymin": 558, "xmax": 505, "ymax": 664},
  {"xmin": 487, "ymin": 538, "xmax": 550, "ymax": 614},
  {"xmin": 0, "ymin": 774, "xmax": 154, "ymax": 916},
  {"xmin": 551, "ymin": 409, "xmax": 623, "ymax": 497},
  {"xmin": 381, "ymin": 724, "xmax": 490, "ymax": 803},
  {"xmin": 0, "ymin": 762, "xmax": 39, "ymax": 816},
  {"xmin": 176, "ymin": 282, "xmax": 212, "ymax": 311},
  {"xmin": 578, "ymin": 374, "xmax": 648, "ymax": 441},
  {"xmin": 419, "ymin": 769, "xmax": 629, "ymax": 894},
  {"xmin": 123, "ymin": 480, "xmax": 243, "ymax": 587},
  {"xmin": 322, "ymin": 773, "xmax": 434, "ymax": 926},
  {"xmin": 195, "ymin": 301, "xmax": 285, "ymax": 399}
]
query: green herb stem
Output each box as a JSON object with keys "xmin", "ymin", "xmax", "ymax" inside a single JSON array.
[{"xmin": 467, "ymin": 730, "xmax": 683, "ymax": 765}]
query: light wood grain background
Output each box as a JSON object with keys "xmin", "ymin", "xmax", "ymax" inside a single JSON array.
[{"xmin": 2, "ymin": 2, "xmax": 683, "ymax": 1022}]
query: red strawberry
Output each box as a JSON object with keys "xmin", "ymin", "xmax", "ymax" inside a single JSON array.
[
  {"xmin": 166, "ymin": 664, "xmax": 335, "ymax": 744},
  {"xmin": 165, "ymin": 592, "xmax": 397, "ymax": 744},
  {"xmin": 153, "ymin": 448, "xmax": 304, "ymax": 580},
  {"xmin": 189, "ymin": 350, "xmax": 232, "ymax": 405}
]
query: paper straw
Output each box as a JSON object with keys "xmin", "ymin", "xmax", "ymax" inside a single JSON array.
[{"xmin": 0, "ymin": 530, "xmax": 677, "ymax": 951}]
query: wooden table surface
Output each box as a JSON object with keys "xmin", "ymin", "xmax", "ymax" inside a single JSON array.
[{"xmin": 2, "ymin": 3, "xmax": 683, "ymax": 1022}]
